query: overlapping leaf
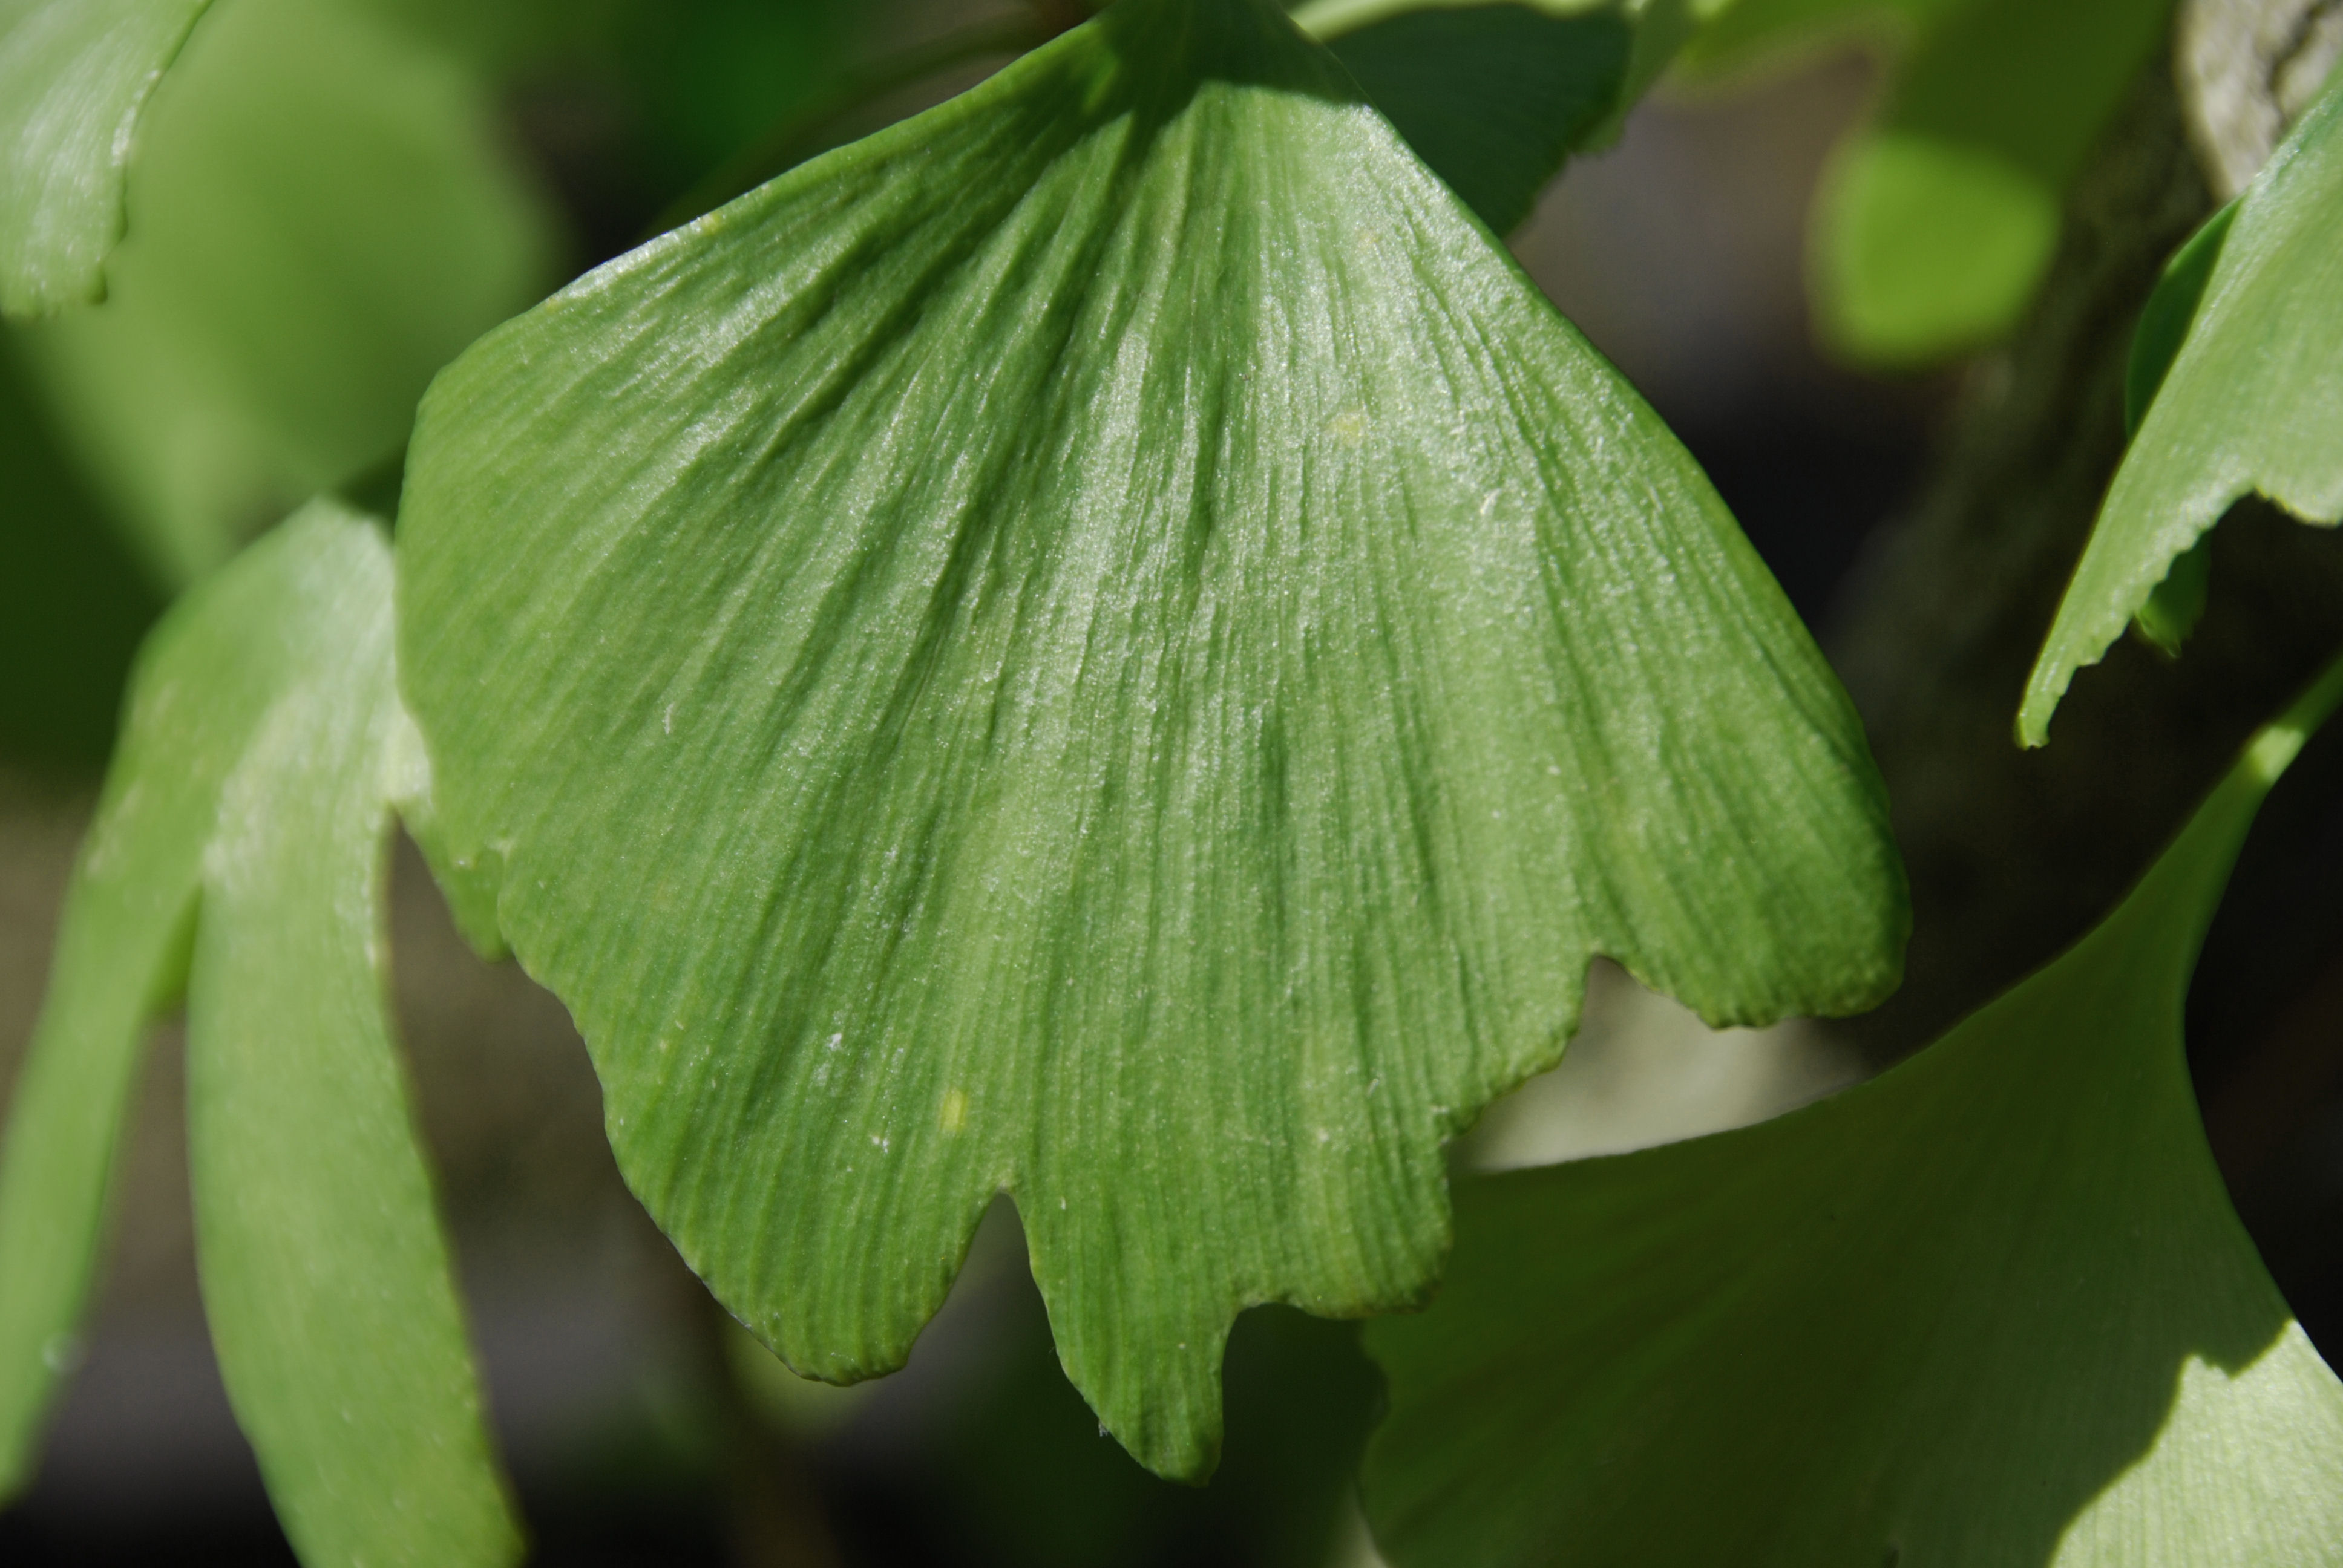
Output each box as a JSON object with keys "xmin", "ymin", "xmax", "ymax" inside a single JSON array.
[
  {"xmin": 398, "ymin": 0, "xmax": 1904, "ymax": 1481},
  {"xmin": 2117, "ymin": 196, "xmax": 2235, "ymax": 655},
  {"xmin": 1296, "ymin": 0, "xmax": 1729, "ymax": 235},
  {"xmin": 2022, "ymin": 72, "xmax": 2343, "ymax": 744},
  {"xmin": 0, "ymin": 0, "xmax": 212, "ymax": 316},
  {"xmin": 1363, "ymin": 657, "xmax": 2343, "ymax": 1566},
  {"xmin": 10, "ymin": 0, "xmax": 556, "ymax": 587},
  {"xmin": 0, "ymin": 506, "xmax": 518, "ymax": 1567},
  {"xmin": 1293, "ymin": 0, "xmax": 1626, "ymax": 235}
]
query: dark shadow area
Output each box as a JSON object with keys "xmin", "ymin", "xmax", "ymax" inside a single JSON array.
[
  {"xmin": 1330, "ymin": 5, "xmax": 1633, "ymax": 235},
  {"xmin": 0, "ymin": 341, "xmax": 162, "ymax": 780}
]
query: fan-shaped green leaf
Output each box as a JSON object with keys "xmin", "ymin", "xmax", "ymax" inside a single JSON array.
[
  {"xmin": 0, "ymin": 506, "xmax": 519, "ymax": 1567},
  {"xmin": 397, "ymin": 0, "xmax": 1905, "ymax": 1481},
  {"xmin": 10, "ymin": 0, "xmax": 557, "ymax": 587},
  {"xmin": 2022, "ymin": 74, "xmax": 2343, "ymax": 745},
  {"xmin": 1363, "ymin": 655, "xmax": 2343, "ymax": 1567},
  {"xmin": 0, "ymin": 0, "xmax": 212, "ymax": 317}
]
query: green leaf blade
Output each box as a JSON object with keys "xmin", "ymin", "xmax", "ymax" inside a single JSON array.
[
  {"xmin": 0, "ymin": 496, "xmax": 362, "ymax": 1495},
  {"xmin": 2022, "ymin": 73, "xmax": 2343, "ymax": 745},
  {"xmin": 1362, "ymin": 659, "xmax": 2343, "ymax": 1567},
  {"xmin": 185, "ymin": 510, "xmax": 520, "ymax": 1568},
  {"xmin": 0, "ymin": 506, "xmax": 519, "ymax": 1560},
  {"xmin": 0, "ymin": 0, "xmax": 212, "ymax": 317},
  {"xmin": 400, "ymin": 0, "xmax": 1904, "ymax": 1481}
]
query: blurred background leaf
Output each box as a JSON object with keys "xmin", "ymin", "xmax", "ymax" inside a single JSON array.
[
  {"xmin": 0, "ymin": 0, "xmax": 214, "ymax": 316},
  {"xmin": 1815, "ymin": 0, "xmax": 2175, "ymax": 366},
  {"xmin": 1678, "ymin": 0, "xmax": 2175, "ymax": 367},
  {"xmin": 5, "ymin": 0, "xmax": 560, "ymax": 589}
]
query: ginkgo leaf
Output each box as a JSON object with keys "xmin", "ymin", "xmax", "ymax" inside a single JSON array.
[
  {"xmin": 0, "ymin": 0, "xmax": 212, "ymax": 317},
  {"xmin": 0, "ymin": 505, "xmax": 519, "ymax": 1567},
  {"xmin": 2121, "ymin": 197, "xmax": 2235, "ymax": 656},
  {"xmin": 10, "ymin": 0, "xmax": 556, "ymax": 588},
  {"xmin": 2022, "ymin": 73, "xmax": 2343, "ymax": 745},
  {"xmin": 396, "ymin": 0, "xmax": 1906, "ymax": 1482},
  {"xmin": 1362, "ymin": 655, "xmax": 2343, "ymax": 1567},
  {"xmin": 1815, "ymin": 0, "xmax": 2172, "ymax": 365},
  {"xmin": 1297, "ymin": 0, "xmax": 1637, "ymax": 235}
]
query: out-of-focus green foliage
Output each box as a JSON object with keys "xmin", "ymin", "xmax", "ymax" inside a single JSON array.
[
  {"xmin": 397, "ymin": 0, "xmax": 1902, "ymax": 1486},
  {"xmin": 1674, "ymin": 0, "xmax": 1932, "ymax": 80},
  {"xmin": 0, "ymin": 0, "xmax": 213, "ymax": 316},
  {"xmin": 2024, "ymin": 70, "xmax": 2343, "ymax": 744},
  {"xmin": 0, "ymin": 506, "xmax": 516, "ymax": 1567},
  {"xmin": 1364, "ymin": 656, "xmax": 2343, "ymax": 1567},
  {"xmin": 1819, "ymin": 0, "xmax": 2172, "ymax": 365},
  {"xmin": 1682, "ymin": 0, "xmax": 2171, "ymax": 367},
  {"xmin": 367, "ymin": 0, "xmax": 848, "ymax": 187},
  {"xmin": 8, "ymin": 0, "xmax": 557, "ymax": 589}
]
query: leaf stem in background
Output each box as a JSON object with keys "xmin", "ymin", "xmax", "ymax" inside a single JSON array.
[{"xmin": 647, "ymin": 10, "xmax": 1067, "ymax": 239}]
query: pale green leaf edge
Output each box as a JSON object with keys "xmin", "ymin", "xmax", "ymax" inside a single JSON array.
[
  {"xmin": 1361, "ymin": 650, "xmax": 2343, "ymax": 1566},
  {"xmin": 2020, "ymin": 69, "xmax": 2343, "ymax": 746},
  {"xmin": 0, "ymin": 506, "xmax": 519, "ymax": 1567},
  {"xmin": 0, "ymin": 0, "xmax": 215, "ymax": 318}
]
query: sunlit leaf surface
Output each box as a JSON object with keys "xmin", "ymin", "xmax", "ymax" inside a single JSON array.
[
  {"xmin": 10, "ymin": 0, "xmax": 555, "ymax": 587},
  {"xmin": 1363, "ymin": 658, "xmax": 2343, "ymax": 1567},
  {"xmin": 399, "ymin": 0, "xmax": 1905, "ymax": 1480},
  {"xmin": 0, "ymin": 506, "xmax": 518, "ymax": 1566},
  {"xmin": 0, "ymin": 0, "xmax": 211, "ymax": 316},
  {"xmin": 2023, "ymin": 76, "xmax": 2343, "ymax": 744}
]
